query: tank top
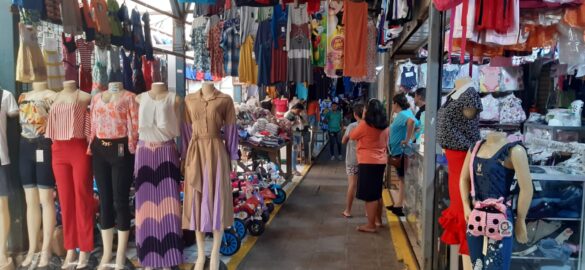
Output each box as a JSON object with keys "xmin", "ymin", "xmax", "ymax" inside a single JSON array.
[
  {"xmin": 46, "ymin": 91, "xmax": 89, "ymax": 141},
  {"xmin": 138, "ymin": 92, "xmax": 179, "ymax": 142}
]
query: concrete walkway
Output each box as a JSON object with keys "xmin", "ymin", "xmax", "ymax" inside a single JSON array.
[{"xmin": 237, "ymin": 153, "xmax": 404, "ymax": 270}]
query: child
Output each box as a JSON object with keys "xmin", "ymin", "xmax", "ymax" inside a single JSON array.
[{"xmin": 341, "ymin": 103, "xmax": 364, "ymax": 218}]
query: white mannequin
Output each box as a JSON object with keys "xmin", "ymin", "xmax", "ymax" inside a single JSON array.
[
  {"xmin": 0, "ymin": 87, "xmax": 19, "ymax": 270},
  {"xmin": 20, "ymin": 81, "xmax": 57, "ymax": 269},
  {"xmin": 56, "ymin": 81, "xmax": 92, "ymax": 270},
  {"xmin": 97, "ymin": 82, "xmax": 130, "ymax": 270},
  {"xmin": 460, "ymin": 132, "xmax": 533, "ymax": 268},
  {"xmin": 194, "ymin": 82, "xmax": 235, "ymax": 270},
  {"xmin": 136, "ymin": 82, "xmax": 179, "ymax": 270}
]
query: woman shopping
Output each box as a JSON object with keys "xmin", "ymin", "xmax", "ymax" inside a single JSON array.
[
  {"xmin": 387, "ymin": 94, "xmax": 418, "ymax": 217},
  {"xmin": 349, "ymin": 99, "xmax": 389, "ymax": 233}
]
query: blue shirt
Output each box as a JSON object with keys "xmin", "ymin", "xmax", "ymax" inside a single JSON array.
[{"xmin": 389, "ymin": 109, "xmax": 418, "ymax": 156}]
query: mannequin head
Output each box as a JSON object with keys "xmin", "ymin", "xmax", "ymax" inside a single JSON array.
[
  {"xmin": 151, "ymin": 82, "xmax": 167, "ymax": 93},
  {"xmin": 201, "ymin": 82, "xmax": 215, "ymax": 95},
  {"xmin": 32, "ymin": 82, "xmax": 48, "ymax": 92},
  {"xmin": 62, "ymin": 81, "xmax": 77, "ymax": 92}
]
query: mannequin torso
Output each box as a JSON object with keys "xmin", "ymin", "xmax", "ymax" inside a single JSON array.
[{"xmin": 54, "ymin": 81, "xmax": 91, "ymax": 107}]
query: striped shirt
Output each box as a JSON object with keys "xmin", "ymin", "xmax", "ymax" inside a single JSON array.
[
  {"xmin": 76, "ymin": 39, "xmax": 94, "ymax": 71},
  {"xmin": 46, "ymin": 102, "xmax": 91, "ymax": 141}
]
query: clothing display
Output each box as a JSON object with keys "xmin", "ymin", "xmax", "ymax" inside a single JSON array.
[
  {"xmin": 16, "ymin": 23, "xmax": 47, "ymax": 83},
  {"xmin": 76, "ymin": 39, "xmax": 94, "ymax": 93},
  {"xmin": 133, "ymin": 54, "xmax": 147, "ymax": 93},
  {"xmin": 92, "ymin": 47, "xmax": 109, "ymax": 92},
  {"xmin": 442, "ymin": 63, "xmax": 459, "ymax": 90},
  {"xmin": 89, "ymin": 91, "xmax": 139, "ymax": 154},
  {"xmin": 287, "ymin": 4, "xmax": 312, "ymax": 84},
  {"xmin": 480, "ymin": 94, "xmax": 501, "ymax": 122},
  {"xmin": 342, "ymin": 0, "xmax": 367, "ymax": 78},
  {"xmin": 254, "ymin": 20, "xmax": 273, "ymax": 86},
  {"xmin": 181, "ymin": 90, "xmax": 238, "ymax": 232},
  {"xmin": 192, "ymin": 17, "xmax": 211, "ymax": 77},
  {"xmin": 92, "ymin": 0, "xmax": 112, "ymax": 35},
  {"xmin": 220, "ymin": 19, "xmax": 241, "ymax": 77},
  {"xmin": 61, "ymin": 0, "xmax": 83, "ymax": 35},
  {"xmin": 42, "ymin": 37, "xmax": 64, "ymax": 90},
  {"xmin": 62, "ymin": 34, "xmax": 78, "ymax": 84},
  {"xmin": 142, "ymin": 12, "xmax": 153, "ymax": 60},
  {"xmin": 238, "ymin": 36, "xmax": 258, "ymax": 84},
  {"xmin": 325, "ymin": 0, "xmax": 344, "ymax": 78},
  {"xmin": 210, "ymin": 21, "xmax": 226, "ymax": 79},
  {"xmin": 108, "ymin": 46, "xmax": 123, "ymax": 83}
]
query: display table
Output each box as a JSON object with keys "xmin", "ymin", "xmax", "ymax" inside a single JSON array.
[{"xmin": 238, "ymin": 140, "xmax": 293, "ymax": 180}]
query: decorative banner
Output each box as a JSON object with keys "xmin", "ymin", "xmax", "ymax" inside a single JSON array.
[
  {"xmin": 310, "ymin": 2, "xmax": 327, "ymax": 67},
  {"xmin": 325, "ymin": 0, "xmax": 344, "ymax": 78}
]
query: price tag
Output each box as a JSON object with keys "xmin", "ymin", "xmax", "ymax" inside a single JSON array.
[
  {"xmin": 405, "ymin": 72, "xmax": 414, "ymax": 78},
  {"xmin": 118, "ymin": 144, "xmax": 125, "ymax": 157},
  {"xmin": 533, "ymin": 181, "xmax": 542, "ymax": 192},
  {"xmin": 36, "ymin": 150, "xmax": 44, "ymax": 163}
]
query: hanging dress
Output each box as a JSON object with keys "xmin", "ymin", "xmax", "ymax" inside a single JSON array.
[
  {"xmin": 131, "ymin": 8, "xmax": 145, "ymax": 57},
  {"xmin": 108, "ymin": 46, "xmax": 123, "ymax": 83},
  {"xmin": 287, "ymin": 3, "xmax": 312, "ymax": 83},
  {"xmin": 43, "ymin": 36, "xmax": 64, "ymax": 90},
  {"xmin": 62, "ymin": 33, "xmax": 78, "ymax": 84},
  {"xmin": 107, "ymin": 0, "xmax": 124, "ymax": 46},
  {"xmin": 16, "ymin": 23, "xmax": 47, "ymax": 83},
  {"xmin": 61, "ymin": 0, "xmax": 83, "ymax": 35},
  {"xmin": 133, "ymin": 53, "xmax": 146, "ymax": 94},
  {"xmin": 143, "ymin": 12, "xmax": 154, "ymax": 60},
  {"xmin": 76, "ymin": 39, "xmax": 94, "ymax": 93},
  {"xmin": 142, "ymin": 55, "xmax": 153, "ymax": 90},
  {"xmin": 119, "ymin": 3, "xmax": 134, "ymax": 52},
  {"xmin": 92, "ymin": 46, "xmax": 109, "ymax": 92},
  {"xmin": 121, "ymin": 48, "xmax": 134, "ymax": 91},
  {"xmin": 181, "ymin": 90, "xmax": 238, "ymax": 232},
  {"xmin": 80, "ymin": 0, "xmax": 96, "ymax": 42},
  {"xmin": 135, "ymin": 92, "xmax": 183, "ymax": 268}
]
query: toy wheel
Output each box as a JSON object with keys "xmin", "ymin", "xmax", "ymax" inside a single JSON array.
[
  {"xmin": 266, "ymin": 203, "xmax": 275, "ymax": 213},
  {"xmin": 261, "ymin": 212, "xmax": 270, "ymax": 223},
  {"xmin": 272, "ymin": 188, "xmax": 287, "ymax": 204},
  {"xmin": 247, "ymin": 220, "xmax": 265, "ymax": 236},
  {"xmin": 233, "ymin": 218, "xmax": 247, "ymax": 240},
  {"xmin": 219, "ymin": 231, "xmax": 241, "ymax": 256}
]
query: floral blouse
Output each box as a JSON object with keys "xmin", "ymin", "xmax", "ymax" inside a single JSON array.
[
  {"xmin": 18, "ymin": 91, "xmax": 56, "ymax": 139},
  {"xmin": 89, "ymin": 90, "xmax": 139, "ymax": 153}
]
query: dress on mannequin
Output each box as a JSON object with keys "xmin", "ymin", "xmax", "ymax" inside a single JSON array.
[
  {"xmin": 437, "ymin": 80, "xmax": 482, "ymax": 255},
  {"xmin": 135, "ymin": 85, "xmax": 183, "ymax": 268},
  {"xmin": 181, "ymin": 89, "xmax": 238, "ymax": 232}
]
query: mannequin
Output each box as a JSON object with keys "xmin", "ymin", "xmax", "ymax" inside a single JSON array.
[
  {"xmin": 0, "ymin": 87, "xmax": 19, "ymax": 270},
  {"xmin": 91, "ymin": 82, "xmax": 138, "ymax": 270},
  {"xmin": 273, "ymin": 95, "xmax": 289, "ymax": 118},
  {"xmin": 134, "ymin": 82, "xmax": 182, "ymax": 270},
  {"xmin": 18, "ymin": 81, "xmax": 57, "ymax": 268},
  {"xmin": 437, "ymin": 76, "xmax": 482, "ymax": 270},
  {"xmin": 182, "ymin": 82, "xmax": 238, "ymax": 270},
  {"xmin": 460, "ymin": 132, "xmax": 533, "ymax": 270},
  {"xmin": 47, "ymin": 80, "xmax": 93, "ymax": 270}
]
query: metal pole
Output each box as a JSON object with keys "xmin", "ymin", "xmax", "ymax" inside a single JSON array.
[
  {"xmin": 173, "ymin": 20, "xmax": 186, "ymax": 97},
  {"xmin": 421, "ymin": 3, "xmax": 444, "ymax": 270}
]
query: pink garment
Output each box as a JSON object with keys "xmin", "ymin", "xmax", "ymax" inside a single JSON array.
[
  {"xmin": 483, "ymin": 0, "xmax": 520, "ymax": 46},
  {"xmin": 273, "ymin": 98, "xmax": 289, "ymax": 118},
  {"xmin": 479, "ymin": 65, "xmax": 501, "ymax": 93}
]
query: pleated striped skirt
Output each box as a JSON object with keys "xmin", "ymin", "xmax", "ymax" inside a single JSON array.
[{"xmin": 135, "ymin": 140, "xmax": 183, "ymax": 268}]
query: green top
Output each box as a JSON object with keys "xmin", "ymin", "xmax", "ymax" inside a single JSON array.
[
  {"xmin": 107, "ymin": 0, "xmax": 123, "ymax": 37},
  {"xmin": 326, "ymin": 110, "xmax": 343, "ymax": 132}
]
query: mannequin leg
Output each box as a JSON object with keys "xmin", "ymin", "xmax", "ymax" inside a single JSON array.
[
  {"xmin": 22, "ymin": 188, "xmax": 41, "ymax": 267},
  {"xmin": 462, "ymin": 255, "xmax": 472, "ymax": 270},
  {"xmin": 61, "ymin": 250, "xmax": 76, "ymax": 270},
  {"xmin": 76, "ymin": 252, "xmax": 89, "ymax": 269},
  {"xmin": 98, "ymin": 228, "xmax": 114, "ymax": 269},
  {"xmin": 114, "ymin": 230, "xmax": 130, "ymax": 269},
  {"xmin": 38, "ymin": 188, "xmax": 56, "ymax": 267},
  {"xmin": 194, "ymin": 231, "xmax": 206, "ymax": 270},
  {"xmin": 0, "ymin": 197, "xmax": 10, "ymax": 266},
  {"xmin": 210, "ymin": 230, "xmax": 223, "ymax": 270}
]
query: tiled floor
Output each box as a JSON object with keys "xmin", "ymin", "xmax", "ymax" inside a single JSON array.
[{"xmin": 237, "ymin": 153, "xmax": 404, "ymax": 270}]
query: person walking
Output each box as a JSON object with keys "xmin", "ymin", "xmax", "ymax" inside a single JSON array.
[
  {"xmin": 341, "ymin": 103, "xmax": 364, "ymax": 218},
  {"xmin": 349, "ymin": 99, "xmax": 389, "ymax": 233},
  {"xmin": 325, "ymin": 102, "xmax": 343, "ymax": 160},
  {"xmin": 388, "ymin": 94, "xmax": 418, "ymax": 217},
  {"xmin": 285, "ymin": 103, "xmax": 305, "ymax": 176}
]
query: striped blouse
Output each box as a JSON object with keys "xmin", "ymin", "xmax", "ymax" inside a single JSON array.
[{"xmin": 46, "ymin": 102, "xmax": 91, "ymax": 141}]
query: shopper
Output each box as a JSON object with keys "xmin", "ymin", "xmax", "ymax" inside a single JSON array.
[
  {"xmin": 388, "ymin": 94, "xmax": 418, "ymax": 217},
  {"xmin": 341, "ymin": 103, "xmax": 365, "ymax": 218},
  {"xmin": 414, "ymin": 88, "xmax": 426, "ymax": 142},
  {"xmin": 285, "ymin": 103, "xmax": 305, "ymax": 176},
  {"xmin": 325, "ymin": 102, "xmax": 343, "ymax": 161},
  {"xmin": 349, "ymin": 99, "xmax": 389, "ymax": 233}
]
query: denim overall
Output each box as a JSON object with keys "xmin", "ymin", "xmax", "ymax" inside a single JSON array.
[{"xmin": 467, "ymin": 141, "xmax": 522, "ymax": 270}]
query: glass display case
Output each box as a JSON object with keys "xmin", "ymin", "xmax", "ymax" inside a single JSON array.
[
  {"xmin": 510, "ymin": 166, "xmax": 585, "ymax": 270},
  {"xmin": 524, "ymin": 123, "xmax": 585, "ymax": 143}
]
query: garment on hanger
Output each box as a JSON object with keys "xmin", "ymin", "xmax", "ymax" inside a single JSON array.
[
  {"xmin": 442, "ymin": 63, "xmax": 459, "ymax": 90},
  {"xmin": 325, "ymin": 0, "xmax": 344, "ymax": 78},
  {"xmin": 342, "ymin": 0, "xmax": 368, "ymax": 77},
  {"xmin": 152, "ymin": 58, "xmax": 162, "ymax": 82},
  {"xmin": 479, "ymin": 94, "xmax": 500, "ymax": 122},
  {"xmin": 479, "ymin": 65, "xmax": 501, "ymax": 93},
  {"xmin": 62, "ymin": 34, "xmax": 78, "ymax": 84},
  {"xmin": 119, "ymin": 3, "xmax": 134, "ymax": 51},
  {"xmin": 76, "ymin": 38, "xmax": 94, "ymax": 93},
  {"xmin": 499, "ymin": 94, "xmax": 526, "ymax": 124},
  {"xmin": 417, "ymin": 63, "xmax": 427, "ymax": 88},
  {"xmin": 238, "ymin": 36, "xmax": 259, "ymax": 84},
  {"xmin": 108, "ymin": 46, "xmax": 123, "ymax": 83},
  {"xmin": 240, "ymin": 6, "xmax": 259, "ymax": 40},
  {"xmin": 108, "ymin": 0, "xmax": 123, "ymax": 46},
  {"xmin": 142, "ymin": 56, "xmax": 154, "ymax": 90},
  {"xmin": 310, "ymin": 5, "xmax": 327, "ymax": 67},
  {"xmin": 181, "ymin": 90, "xmax": 238, "ymax": 232},
  {"xmin": 121, "ymin": 49, "xmax": 134, "ymax": 91},
  {"xmin": 61, "ymin": 0, "xmax": 83, "ymax": 35},
  {"xmin": 133, "ymin": 54, "xmax": 147, "ymax": 94},
  {"xmin": 135, "ymin": 92, "xmax": 183, "ymax": 268},
  {"xmin": 398, "ymin": 63, "xmax": 418, "ymax": 92},
  {"xmin": 351, "ymin": 20, "xmax": 378, "ymax": 83},
  {"xmin": 287, "ymin": 3, "xmax": 312, "ymax": 83},
  {"xmin": 43, "ymin": 37, "xmax": 64, "ymax": 90},
  {"xmin": 91, "ymin": 0, "xmax": 112, "ymax": 35},
  {"xmin": 209, "ymin": 21, "xmax": 225, "ymax": 78},
  {"xmin": 16, "ymin": 23, "xmax": 47, "ymax": 83},
  {"xmin": 255, "ymin": 20, "xmax": 273, "ymax": 86},
  {"xmin": 482, "ymin": 0, "xmax": 520, "ymax": 46},
  {"xmin": 220, "ymin": 22, "xmax": 240, "ymax": 77},
  {"xmin": 192, "ymin": 17, "xmax": 211, "ymax": 77},
  {"xmin": 132, "ymin": 8, "xmax": 146, "ymax": 56},
  {"xmin": 92, "ymin": 46, "xmax": 109, "ymax": 92},
  {"xmin": 80, "ymin": 0, "xmax": 96, "ymax": 42},
  {"xmin": 142, "ymin": 12, "xmax": 154, "ymax": 60},
  {"xmin": 270, "ymin": 4, "xmax": 288, "ymax": 83}
]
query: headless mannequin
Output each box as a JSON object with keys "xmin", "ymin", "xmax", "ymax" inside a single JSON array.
[
  {"xmin": 460, "ymin": 132, "xmax": 533, "ymax": 266},
  {"xmin": 0, "ymin": 89, "xmax": 19, "ymax": 270},
  {"xmin": 20, "ymin": 82, "xmax": 57, "ymax": 269},
  {"xmin": 57, "ymin": 81, "xmax": 92, "ymax": 270},
  {"xmin": 194, "ymin": 82, "xmax": 235, "ymax": 270},
  {"xmin": 97, "ymin": 82, "xmax": 130, "ymax": 270}
]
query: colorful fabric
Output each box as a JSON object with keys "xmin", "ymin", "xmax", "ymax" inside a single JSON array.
[
  {"xmin": 325, "ymin": 0, "xmax": 344, "ymax": 78},
  {"xmin": 220, "ymin": 24, "xmax": 241, "ymax": 77},
  {"xmin": 480, "ymin": 65, "xmax": 501, "ymax": 93},
  {"xmin": 18, "ymin": 90, "xmax": 55, "ymax": 139},
  {"xmin": 46, "ymin": 92, "xmax": 90, "ymax": 141},
  {"xmin": 89, "ymin": 91, "xmax": 139, "ymax": 154},
  {"xmin": 310, "ymin": 4, "xmax": 327, "ymax": 67}
]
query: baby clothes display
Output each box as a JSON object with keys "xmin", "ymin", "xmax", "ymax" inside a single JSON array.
[
  {"xmin": 480, "ymin": 65, "xmax": 502, "ymax": 93},
  {"xmin": 499, "ymin": 94, "xmax": 526, "ymax": 124},
  {"xmin": 442, "ymin": 63, "xmax": 460, "ymax": 90},
  {"xmin": 500, "ymin": 66, "xmax": 524, "ymax": 91},
  {"xmin": 397, "ymin": 63, "xmax": 418, "ymax": 92},
  {"xmin": 480, "ymin": 94, "xmax": 501, "ymax": 122},
  {"xmin": 16, "ymin": 23, "xmax": 47, "ymax": 83},
  {"xmin": 42, "ymin": 36, "xmax": 64, "ymax": 90}
]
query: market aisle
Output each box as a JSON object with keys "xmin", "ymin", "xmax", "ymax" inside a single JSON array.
[{"xmin": 237, "ymin": 152, "xmax": 403, "ymax": 270}]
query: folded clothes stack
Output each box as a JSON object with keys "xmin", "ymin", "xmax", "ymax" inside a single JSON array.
[{"xmin": 527, "ymin": 185, "xmax": 583, "ymax": 219}]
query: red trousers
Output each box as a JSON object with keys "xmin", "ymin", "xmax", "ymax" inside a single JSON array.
[
  {"xmin": 52, "ymin": 139, "xmax": 94, "ymax": 252},
  {"xmin": 439, "ymin": 149, "xmax": 470, "ymax": 255}
]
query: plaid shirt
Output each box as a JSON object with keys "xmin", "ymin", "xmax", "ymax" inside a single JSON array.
[{"xmin": 220, "ymin": 24, "xmax": 241, "ymax": 77}]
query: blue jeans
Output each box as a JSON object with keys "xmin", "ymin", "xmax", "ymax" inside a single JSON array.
[{"xmin": 329, "ymin": 132, "xmax": 342, "ymax": 156}]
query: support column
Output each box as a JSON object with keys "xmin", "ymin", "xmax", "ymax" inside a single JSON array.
[
  {"xmin": 173, "ymin": 19, "xmax": 186, "ymax": 97},
  {"xmin": 421, "ymin": 4, "xmax": 444, "ymax": 270},
  {"xmin": 0, "ymin": 0, "xmax": 28, "ymax": 253}
]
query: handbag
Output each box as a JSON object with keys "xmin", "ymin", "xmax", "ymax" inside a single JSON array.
[
  {"xmin": 466, "ymin": 141, "xmax": 512, "ymax": 241},
  {"xmin": 389, "ymin": 154, "xmax": 403, "ymax": 169}
]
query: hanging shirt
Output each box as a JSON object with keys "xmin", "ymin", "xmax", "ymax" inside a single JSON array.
[
  {"xmin": 220, "ymin": 23, "xmax": 241, "ymax": 77},
  {"xmin": 342, "ymin": 0, "xmax": 368, "ymax": 77},
  {"xmin": 442, "ymin": 63, "xmax": 459, "ymax": 90},
  {"xmin": 131, "ymin": 8, "xmax": 145, "ymax": 56},
  {"xmin": 479, "ymin": 65, "xmax": 502, "ymax": 93},
  {"xmin": 254, "ymin": 20, "xmax": 273, "ymax": 86},
  {"xmin": 92, "ymin": 0, "xmax": 112, "ymax": 35}
]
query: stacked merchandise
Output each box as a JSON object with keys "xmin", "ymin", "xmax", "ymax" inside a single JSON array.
[
  {"xmin": 13, "ymin": 0, "xmax": 168, "ymax": 94},
  {"xmin": 236, "ymin": 104, "xmax": 288, "ymax": 147}
]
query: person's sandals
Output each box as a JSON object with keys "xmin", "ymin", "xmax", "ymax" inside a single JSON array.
[
  {"xmin": 342, "ymin": 212, "xmax": 353, "ymax": 218},
  {"xmin": 356, "ymin": 225, "xmax": 377, "ymax": 233}
]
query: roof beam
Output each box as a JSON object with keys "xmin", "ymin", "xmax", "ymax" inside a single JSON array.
[
  {"xmin": 128, "ymin": 0, "xmax": 182, "ymax": 20},
  {"xmin": 169, "ymin": 0, "xmax": 182, "ymax": 18},
  {"xmin": 390, "ymin": 0, "xmax": 430, "ymax": 57}
]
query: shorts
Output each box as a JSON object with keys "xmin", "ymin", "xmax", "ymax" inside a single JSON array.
[
  {"xmin": 19, "ymin": 136, "xmax": 55, "ymax": 189},
  {"xmin": 392, "ymin": 154, "xmax": 405, "ymax": 178},
  {"xmin": 356, "ymin": 164, "xmax": 386, "ymax": 202},
  {"xmin": 0, "ymin": 165, "xmax": 10, "ymax": 196},
  {"xmin": 346, "ymin": 165, "xmax": 359, "ymax": 176}
]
